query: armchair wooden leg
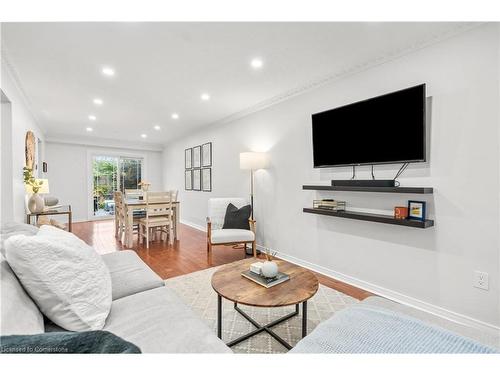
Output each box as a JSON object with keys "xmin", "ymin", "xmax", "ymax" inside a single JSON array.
[
  {"xmin": 207, "ymin": 242, "xmax": 212, "ymax": 253},
  {"xmin": 252, "ymin": 241, "xmax": 256, "ymax": 258}
]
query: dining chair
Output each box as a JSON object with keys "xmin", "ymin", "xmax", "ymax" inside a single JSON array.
[
  {"xmin": 124, "ymin": 189, "xmax": 143, "ymax": 199},
  {"xmin": 113, "ymin": 191, "xmax": 125, "ymax": 240},
  {"xmin": 169, "ymin": 190, "xmax": 178, "ymax": 202},
  {"xmin": 138, "ymin": 191, "xmax": 174, "ymax": 249},
  {"xmin": 114, "ymin": 191, "xmax": 145, "ymax": 245}
]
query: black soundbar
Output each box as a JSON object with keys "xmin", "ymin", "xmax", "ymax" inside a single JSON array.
[{"xmin": 331, "ymin": 179, "xmax": 395, "ymax": 187}]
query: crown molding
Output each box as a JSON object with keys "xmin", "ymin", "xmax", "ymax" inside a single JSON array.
[
  {"xmin": 166, "ymin": 22, "xmax": 484, "ymax": 145},
  {"xmin": 0, "ymin": 46, "xmax": 45, "ymax": 133},
  {"xmin": 45, "ymin": 133, "xmax": 164, "ymax": 152}
]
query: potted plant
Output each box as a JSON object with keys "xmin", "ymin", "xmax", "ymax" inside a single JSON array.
[{"xmin": 23, "ymin": 167, "xmax": 45, "ymax": 213}]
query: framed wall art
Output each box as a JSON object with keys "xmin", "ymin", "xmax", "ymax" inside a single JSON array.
[
  {"xmin": 202, "ymin": 142, "xmax": 212, "ymax": 167},
  {"xmin": 193, "ymin": 169, "xmax": 201, "ymax": 191},
  {"xmin": 407, "ymin": 200, "xmax": 426, "ymax": 221},
  {"xmin": 185, "ymin": 148, "xmax": 192, "ymax": 169},
  {"xmin": 193, "ymin": 146, "xmax": 201, "ymax": 168},
  {"xmin": 185, "ymin": 170, "xmax": 193, "ymax": 190},
  {"xmin": 202, "ymin": 168, "xmax": 212, "ymax": 192}
]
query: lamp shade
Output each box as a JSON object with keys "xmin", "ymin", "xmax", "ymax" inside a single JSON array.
[
  {"xmin": 240, "ymin": 152, "xmax": 269, "ymax": 170},
  {"xmin": 25, "ymin": 179, "xmax": 50, "ymax": 194}
]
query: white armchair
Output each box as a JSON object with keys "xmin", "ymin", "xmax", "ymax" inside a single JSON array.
[{"xmin": 206, "ymin": 198, "xmax": 256, "ymax": 257}]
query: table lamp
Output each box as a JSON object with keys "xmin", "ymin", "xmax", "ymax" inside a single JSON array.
[{"xmin": 239, "ymin": 152, "xmax": 269, "ymax": 220}]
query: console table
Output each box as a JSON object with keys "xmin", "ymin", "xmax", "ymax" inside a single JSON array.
[{"xmin": 26, "ymin": 205, "xmax": 73, "ymax": 232}]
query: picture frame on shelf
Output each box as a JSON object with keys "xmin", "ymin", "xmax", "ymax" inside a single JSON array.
[
  {"xmin": 185, "ymin": 170, "xmax": 193, "ymax": 190},
  {"xmin": 193, "ymin": 169, "xmax": 201, "ymax": 191},
  {"xmin": 202, "ymin": 168, "xmax": 212, "ymax": 192},
  {"xmin": 193, "ymin": 146, "xmax": 201, "ymax": 168},
  {"xmin": 185, "ymin": 148, "xmax": 192, "ymax": 169},
  {"xmin": 407, "ymin": 200, "xmax": 426, "ymax": 221},
  {"xmin": 202, "ymin": 142, "xmax": 212, "ymax": 167}
]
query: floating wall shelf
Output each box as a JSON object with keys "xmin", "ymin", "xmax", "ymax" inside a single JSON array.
[
  {"xmin": 302, "ymin": 185, "xmax": 433, "ymax": 194},
  {"xmin": 303, "ymin": 208, "xmax": 434, "ymax": 228},
  {"xmin": 303, "ymin": 184, "xmax": 435, "ymax": 228}
]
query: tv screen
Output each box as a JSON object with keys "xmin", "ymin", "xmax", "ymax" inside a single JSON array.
[{"xmin": 312, "ymin": 84, "xmax": 426, "ymax": 168}]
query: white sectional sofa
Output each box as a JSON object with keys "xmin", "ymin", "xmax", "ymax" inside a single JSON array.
[{"xmin": 0, "ymin": 223, "xmax": 231, "ymax": 353}]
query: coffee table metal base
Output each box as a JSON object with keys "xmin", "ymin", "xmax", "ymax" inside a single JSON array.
[{"xmin": 217, "ymin": 295, "xmax": 307, "ymax": 350}]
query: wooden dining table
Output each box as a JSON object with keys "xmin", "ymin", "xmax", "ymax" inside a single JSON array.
[{"xmin": 121, "ymin": 198, "xmax": 180, "ymax": 248}]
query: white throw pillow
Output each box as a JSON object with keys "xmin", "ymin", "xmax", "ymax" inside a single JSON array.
[{"xmin": 4, "ymin": 225, "xmax": 112, "ymax": 331}]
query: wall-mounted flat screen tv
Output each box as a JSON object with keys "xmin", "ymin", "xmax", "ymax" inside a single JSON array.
[{"xmin": 312, "ymin": 84, "xmax": 426, "ymax": 168}]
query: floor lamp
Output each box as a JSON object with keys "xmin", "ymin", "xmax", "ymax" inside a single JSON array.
[{"xmin": 239, "ymin": 152, "xmax": 269, "ymax": 220}]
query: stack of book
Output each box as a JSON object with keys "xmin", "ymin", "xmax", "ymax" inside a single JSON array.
[
  {"xmin": 313, "ymin": 199, "xmax": 346, "ymax": 211},
  {"xmin": 241, "ymin": 270, "xmax": 290, "ymax": 288}
]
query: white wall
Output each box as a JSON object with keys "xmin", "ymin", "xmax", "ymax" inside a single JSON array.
[
  {"xmin": 1, "ymin": 60, "xmax": 45, "ymax": 223},
  {"xmin": 45, "ymin": 141, "xmax": 163, "ymax": 222},
  {"xmin": 163, "ymin": 24, "xmax": 500, "ymax": 329},
  {"xmin": 1, "ymin": 98, "xmax": 14, "ymax": 222}
]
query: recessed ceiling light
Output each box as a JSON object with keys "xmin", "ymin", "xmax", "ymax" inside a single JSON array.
[
  {"xmin": 88, "ymin": 115, "xmax": 96, "ymax": 121},
  {"xmin": 93, "ymin": 98, "xmax": 103, "ymax": 105},
  {"xmin": 250, "ymin": 58, "xmax": 264, "ymax": 69},
  {"xmin": 201, "ymin": 93, "xmax": 210, "ymax": 101},
  {"xmin": 101, "ymin": 67, "xmax": 115, "ymax": 76},
  {"xmin": 171, "ymin": 113, "xmax": 179, "ymax": 120},
  {"xmin": 154, "ymin": 125, "xmax": 161, "ymax": 131},
  {"xmin": 141, "ymin": 134, "xmax": 147, "ymax": 139},
  {"xmin": 86, "ymin": 127, "xmax": 93, "ymax": 132}
]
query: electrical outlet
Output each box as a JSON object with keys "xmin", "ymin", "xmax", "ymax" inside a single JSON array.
[{"xmin": 473, "ymin": 271, "xmax": 489, "ymax": 290}]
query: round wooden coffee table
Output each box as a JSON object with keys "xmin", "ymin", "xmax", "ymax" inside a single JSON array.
[{"xmin": 211, "ymin": 258, "xmax": 319, "ymax": 350}]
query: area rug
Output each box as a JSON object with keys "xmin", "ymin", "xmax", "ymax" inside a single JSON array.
[{"xmin": 164, "ymin": 266, "xmax": 358, "ymax": 354}]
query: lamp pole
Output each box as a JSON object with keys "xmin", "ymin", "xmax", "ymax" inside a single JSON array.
[{"xmin": 250, "ymin": 168, "xmax": 254, "ymax": 220}]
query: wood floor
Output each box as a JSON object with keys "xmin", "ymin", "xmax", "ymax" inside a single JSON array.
[{"xmin": 72, "ymin": 219, "xmax": 373, "ymax": 300}]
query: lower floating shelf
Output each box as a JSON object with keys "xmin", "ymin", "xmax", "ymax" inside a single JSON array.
[{"xmin": 303, "ymin": 208, "xmax": 434, "ymax": 228}]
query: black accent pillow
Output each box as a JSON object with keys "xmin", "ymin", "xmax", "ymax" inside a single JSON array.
[
  {"xmin": 0, "ymin": 331, "xmax": 141, "ymax": 354},
  {"xmin": 222, "ymin": 203, "xmax": 251, "ymax": 230}
]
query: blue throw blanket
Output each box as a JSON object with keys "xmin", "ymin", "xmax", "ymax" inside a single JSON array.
[
  {"xmin": 291, "ymin": 304, "xmax": 498, "ymax": 354},
  {"xmin": 0, "ymin": 331, "xmax": 141, "ymax": 354}
]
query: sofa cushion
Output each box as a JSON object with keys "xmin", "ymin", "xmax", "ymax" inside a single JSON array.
[
  {"xmin": 211, "ymin": 229, "xmax": 255, "ymax": 244},
  {"xmin": 103, "ymin": 286, "xmax": 231, "ymax": 353},
  {"xmin": 101, "ymin": 250, "xmax": 165, "ymax": 300},
  {"xmin": 4, "ymin": 225, "xmax": 112, "ymax": 331},
  {"xmin": 0, "ymin": 222, "xmax": 38, "ymax": 256},
  {"xmin": 0, "ymin": 256, "xmax": 44, "ymax": 335}
]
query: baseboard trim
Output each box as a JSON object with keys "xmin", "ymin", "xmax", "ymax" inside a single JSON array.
[
  {"xmin": 181, "ymin": 220, "xmax": 499, "ymax": 335},
  {"xmin": 256, "ymin": 245, "xmax": 500, "ymax": 336},
  {"xmin": 180, "ymin": 219, "xmax": 206, "ymax": 233}
]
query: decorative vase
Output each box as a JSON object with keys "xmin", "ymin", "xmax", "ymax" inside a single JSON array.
[
  {"xmin": 261, "ymin": 261, "xmax": 279, "ymax": 279},
  {"xmin": 28, "ymin": 193, "xmax": 45, "ymax": 213}
]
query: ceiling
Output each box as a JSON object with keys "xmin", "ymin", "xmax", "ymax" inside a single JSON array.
[{"xmin": 1, "ymin": 22, "xmax": 476, "ymax": 148}]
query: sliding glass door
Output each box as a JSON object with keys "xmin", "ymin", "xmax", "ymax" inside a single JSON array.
[
  {"xmin": 119, "ymin": 157, "xmax": 142, "ymax": 193},
  {"xmin": 92, "ymin": 155, "xmax": 143, "ymax": 217}
]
